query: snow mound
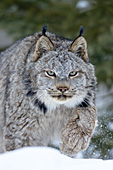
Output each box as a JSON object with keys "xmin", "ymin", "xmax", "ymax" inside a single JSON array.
[{"xmin": 0, "ymin": 147, "xmax": 113, "ymax": 170}]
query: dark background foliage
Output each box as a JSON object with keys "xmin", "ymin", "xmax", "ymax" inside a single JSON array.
[{"xmin": 0, "ymin": 0, "xmax": 113, "ymax": 159}]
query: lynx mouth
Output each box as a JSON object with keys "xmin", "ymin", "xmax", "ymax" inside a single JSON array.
[
  {"xmin": 58, "ymin": 94, "xmax": 67, "ymax": 100},
  {"xmin": 51, "ymin": 94, "xmax": 72, "ymax": 101}
]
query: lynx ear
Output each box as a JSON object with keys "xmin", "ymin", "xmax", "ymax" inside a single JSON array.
[
  {"xmin": 34, "ymin": 25, "xmax": 55, "ymax": 61},
  {"xmin": 69, "ymin": 26, "xmax": 88, "ymax": 62}
]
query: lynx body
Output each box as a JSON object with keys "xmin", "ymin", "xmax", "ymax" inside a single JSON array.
[{"xmin": 0, "ymin": 27, "xmax": 97, "ymax": 156}]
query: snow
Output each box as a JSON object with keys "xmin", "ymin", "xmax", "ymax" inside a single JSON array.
[
  {"xmin": 0, "ymin": 147, "xmax": 113, "ymax": 170},
  {"xmin": 76, "ymin": 0, "xmax": 90, "ymax": 9},
  {"xmin": 108, "ymin": 122, "xmax": 113, "ymax": 131}
]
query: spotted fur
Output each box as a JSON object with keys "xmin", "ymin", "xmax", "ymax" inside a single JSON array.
[{"xmin": 0, "ymin": 28, "xmax": 97, "ymax": 156}]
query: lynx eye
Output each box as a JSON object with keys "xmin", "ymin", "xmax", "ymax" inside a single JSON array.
[
  {"xmin": 69, "ymin": 71, "xmax": 78, "ymax": 77},
  {"xmin": 46, "ymin": 70, "xmax": 56, "ymax": 77}
]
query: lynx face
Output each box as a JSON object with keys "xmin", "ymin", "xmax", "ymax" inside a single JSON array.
[
  {"xmin": 31, "ymin": 51, "xmax": 95, "ymax": 111},
  {"xmin": 25, "ymin": 31, "xmax": 96, "ymax": 112}
]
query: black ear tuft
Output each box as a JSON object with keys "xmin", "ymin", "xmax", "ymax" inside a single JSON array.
[
  {"xmin": 79, "ymin": 26, "xmax": 84, "ymax": 37},
  {"xmin": 34, "ymin": 24, "xmax": 55, "ymax": 61},
  {"xmin": 42, "ymin": 24, "xmax": 48, "ymax": 36},
  {"xmin": 69, "ymin": 25, "xmax": 88, "ymax": 62}
]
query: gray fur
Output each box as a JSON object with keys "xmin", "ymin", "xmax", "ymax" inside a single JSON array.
[{"xmin": 0, "ymin": 31, "xmax": 97, "ymax": 156}]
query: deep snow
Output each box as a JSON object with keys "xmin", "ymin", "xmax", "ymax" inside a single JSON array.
[{"xmin": 0, "ymin": 147, "xmax": 113, "ymax": 170}]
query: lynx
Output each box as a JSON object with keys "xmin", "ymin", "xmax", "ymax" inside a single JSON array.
[{"xmin": 0, "ymin": 25, "xmax": 97, "ymax": 156}]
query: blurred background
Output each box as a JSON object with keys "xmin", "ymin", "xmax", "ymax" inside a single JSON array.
[{"xmin": 0, "ymin": 0, "xmax": 113, "ymax": 159}]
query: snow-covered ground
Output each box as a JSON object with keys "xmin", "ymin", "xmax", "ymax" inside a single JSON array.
[{"xmin": 0, "ymin": 147, "xmax": 113, "ymax": 170}]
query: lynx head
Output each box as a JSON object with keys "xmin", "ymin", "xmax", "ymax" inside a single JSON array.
[{"xmin": 25, "ymin": 26, "xmax": 96, "ymax": 113}]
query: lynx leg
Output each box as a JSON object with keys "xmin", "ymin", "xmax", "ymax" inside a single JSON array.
[{"xmin": 60, "ymin": 104, "xmax": 97, "ymax": 156}]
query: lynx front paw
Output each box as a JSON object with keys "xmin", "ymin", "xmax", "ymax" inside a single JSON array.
[{"xmin": 60, "ymin": 123, "xmax": 91, "ymax": 157}]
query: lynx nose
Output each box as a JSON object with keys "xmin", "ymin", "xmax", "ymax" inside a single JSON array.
[{"xmin": 57, "ymin": 86, "xmax": 69, "ymax": 93}]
